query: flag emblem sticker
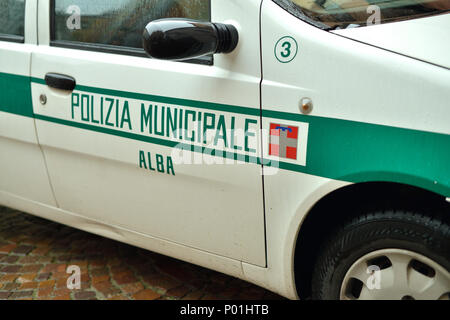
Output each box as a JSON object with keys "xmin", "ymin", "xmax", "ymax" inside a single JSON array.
[{"xmin": 269, "ymin": 123, "xmax": 299, "ymax": 160}]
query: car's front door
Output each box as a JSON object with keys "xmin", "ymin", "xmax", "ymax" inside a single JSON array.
[{"xmin": 31, "ymin": 0, "xmax": 266, "ymax": 266}]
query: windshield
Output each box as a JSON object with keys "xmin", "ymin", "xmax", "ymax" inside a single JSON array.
[{"xmin": 277, "ymin": 0, "xmax": 450, "ymax": 29}]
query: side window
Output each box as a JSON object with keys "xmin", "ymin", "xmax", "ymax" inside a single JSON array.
[
  {"xmin": 51, "ymin": 0, "xmax": 211, "ymax": 59},
  {"xmin": 0, "ymin": 0, "xmax": 26, "ymax": 42}
]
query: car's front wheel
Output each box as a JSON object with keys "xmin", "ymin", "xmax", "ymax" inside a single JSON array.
[{"xmin": 312, "ymin": 209, "xmax": 450, "ymax": 300}]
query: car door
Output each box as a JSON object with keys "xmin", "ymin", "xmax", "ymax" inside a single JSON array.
[
  {"xmin": 31, "ymin": 0, "xmax": 266, "ymax": 266},
  {"xmin": 0, "ymin": 0, "xmax": 56, "ymax": 208}
]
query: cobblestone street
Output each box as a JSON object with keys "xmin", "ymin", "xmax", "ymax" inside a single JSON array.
[{"xmin": 0, "ymin": 206, "xmax": 283, "ymax": 300}]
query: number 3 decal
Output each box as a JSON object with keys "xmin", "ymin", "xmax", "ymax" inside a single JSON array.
[
  {"xmin": 281, "ymin": 41, "xmax": 291, "ymax": 58},
  {"xmin": 275, "ymin": 36, "xmax": 298, "ymax": 63}
]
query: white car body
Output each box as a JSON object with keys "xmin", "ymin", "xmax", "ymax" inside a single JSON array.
[{"xmin": 0, "ymin": 0, "xmax": 448, "ymax": 299}]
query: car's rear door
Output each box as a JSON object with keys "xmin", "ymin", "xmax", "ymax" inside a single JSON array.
[
  {"xmin": 31, "ymin": 0, "xmax": 266, "ymax": 266},
  {"xmin": 0, "ymin": 0, "xmax": 56, "ymax": 207}
]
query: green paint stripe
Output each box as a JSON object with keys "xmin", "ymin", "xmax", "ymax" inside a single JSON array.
[
  {"xmin": 31, "ymin": 77, "xmax": 261, "ymax": 117},
  {"xmin": 0, "ymin": 72, "xmax": 34, "ymax": 117},
  {"xmin": 275, "ymin": 114, "xmax": 450, "ymax": 196},
  {"xmin": 4, "ymin": 73, "xmax": 450, "ymax": 197}
]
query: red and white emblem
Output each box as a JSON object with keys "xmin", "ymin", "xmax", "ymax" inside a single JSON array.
[{"xmin": 269, "ymin": 123, "xmax": 299, "ymax": 160}]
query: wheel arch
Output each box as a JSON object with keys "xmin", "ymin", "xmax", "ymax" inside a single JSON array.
[{"xmin": 292, "ymin": 180, "xmax": 449, "ymax": 299}]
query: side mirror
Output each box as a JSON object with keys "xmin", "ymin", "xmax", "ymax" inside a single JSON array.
[{"xmin": 142, "ymin": 19, "xmax": 239, "ymax": 61}]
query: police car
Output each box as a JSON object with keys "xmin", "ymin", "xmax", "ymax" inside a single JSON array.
[{"xmin": 0, "ymin": 0, "xmax": 449, "ymax": 300}]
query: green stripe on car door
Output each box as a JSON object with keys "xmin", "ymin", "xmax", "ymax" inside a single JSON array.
[
  {"xmin": 0, "ymin": 72, "xmax": 34, "ymax": 117},
  {"xmin": 2, "ymin": 73, "xmax": 450, "ymax": 196}
]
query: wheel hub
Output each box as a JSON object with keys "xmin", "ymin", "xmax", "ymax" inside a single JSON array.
[{"xmin": 340, "ymin": 249, "xmax": 450, "ymax": 300}]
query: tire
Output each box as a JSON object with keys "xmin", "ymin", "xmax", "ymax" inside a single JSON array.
[{"xmin": 311, "ymin": 209, "xmax": 450, "ymax": 300}]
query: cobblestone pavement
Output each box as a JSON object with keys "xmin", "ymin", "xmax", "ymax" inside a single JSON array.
[{"xmin": 0, "ymin": 206, "xmax": 284, "ymax": 300}]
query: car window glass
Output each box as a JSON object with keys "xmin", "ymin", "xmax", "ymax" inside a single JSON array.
[
  {"xmin": 53, "ymin": 0, "xmax": 211, "ymax": 49},
  {"xmin": 278, "ymin": 0, "xmax": 450, "ymax": 29},
  {"xmin": 0, "ymin": 0, "xmax": 25, "ymax": 38}
]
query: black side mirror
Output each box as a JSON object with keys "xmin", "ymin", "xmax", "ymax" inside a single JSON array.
[{"xmin": 142, "ymin": 19, "xmax": 239, "ymax": 61}]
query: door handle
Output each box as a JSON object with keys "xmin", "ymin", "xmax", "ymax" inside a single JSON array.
[{"xmin": 45, "ymin": 73, "xmax": 76, "ymax": 91}]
